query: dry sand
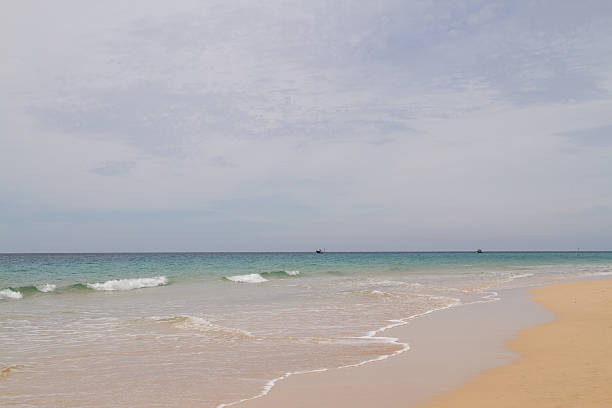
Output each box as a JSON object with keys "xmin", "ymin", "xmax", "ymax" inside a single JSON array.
[
  {"xmin": 235, "ymin": 280, "xmax": 612, "ymax": 408},
  {"xmin": 418, "ymin": 280, "xmax": 612, "ymax": 408}
]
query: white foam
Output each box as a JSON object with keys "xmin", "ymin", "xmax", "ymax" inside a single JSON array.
[
  {"xmin": 593, "ymin": 271, "xmax": 612, "ymax": 276},
  {"xmin": 498, "ymin": 272, "xmax": 535, "ymax": 285},
  {"xmin": 86, "ymin": 276, "xmax": 168, "ymax": 291},
  {"xmin": 36, "ymin": 283, "xmax": 57, "ymax": 293},
  {"xmin": 285, "ymin": 270, "xmax": 300, "ymax": 276},
  {"xmin": 0, "ymin": 289, "xmax": 23, "ymax": 299},
  {"xmin": 151, "ymin": 315, "xmax": 252, "ymax": 338},
  {"xmin": 178, "ymin": 316, "xmax": 252, "ymax": 337},
  {"xmin": 359, "ymin": 279, "xmax": 422, "ymax": 288},
  {"xmin": 216, "ymin": 288, "xmax": 501, "ymax": 408},
  {"xmin": 216, "ymin": 368, "xmax": 329, "ymax": 408},
  {"xmin": 226, "ymin": 273, "xmax": 268, "ymax": 283},
  {"xmin": 510, "ymin": 273, "xmax": 535, "ymax": 279},
  {"xmin": 370, "ymin": 290, "xmax": 391, "ymax": 296}
]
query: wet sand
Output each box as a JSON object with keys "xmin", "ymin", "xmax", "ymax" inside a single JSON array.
[
  {"xmin": 234, "ymin": 280, "xmax": 612, "ymax": 408},
  {"xmin": 234, "ymin": 287, "xmax": 553, "ymax": 408},
  {"xmin": 417, "ymin": 280, "xmax": 612, "ymax": 408}
]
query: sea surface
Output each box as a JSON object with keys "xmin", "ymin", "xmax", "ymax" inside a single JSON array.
[{"xmin": 1, "ymin": 252, "xmax": 611, "ymax": 407}]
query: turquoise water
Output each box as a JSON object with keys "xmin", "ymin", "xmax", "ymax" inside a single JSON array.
[
  {"xmin": 3, "ymin": 251, "xmax": 611, "ymax": 290},
  {"xmin": 1, "ymin": 252, "xmax": 611, "ymax": 407}
]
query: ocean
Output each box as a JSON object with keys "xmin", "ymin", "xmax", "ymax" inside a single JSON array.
[{"xmin": 1, "ymin": 252, "xmax": 611, "ymax": 407}]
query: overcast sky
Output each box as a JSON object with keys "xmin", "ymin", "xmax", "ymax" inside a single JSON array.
[{"xmin": 2, "ymin": 0, "xmax": 612, "ymax": 252}]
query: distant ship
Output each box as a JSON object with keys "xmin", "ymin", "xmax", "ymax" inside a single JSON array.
[
  {"xmin": 315, "ymin": 248, "xmax": 326, "ymax": 254},
  {"xmin": 476, "ymin": 248, "xmax": 483, "ymax": 253}
]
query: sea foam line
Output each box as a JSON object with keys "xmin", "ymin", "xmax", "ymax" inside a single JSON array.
[
  {"xmin": 216, "ymin": 368, "xmax": 329, "ymax": 408},
  {"xmin": 503, "ymin": 273, "xmax": 535, "ymax": 283},
  {"xmin": 225, "ymin": 274, "xmax": 268, "ymax": 283},
  {"xmin": 215, "ymin": 290, "xmax": 500, "ymax": 408},
  {"xmin": 150, "ymin": 315, "xmax": 253, "ymax": 338},
  {"xmin": 86, "ymin": 276, "xmax": 168, "ymax": 291}
]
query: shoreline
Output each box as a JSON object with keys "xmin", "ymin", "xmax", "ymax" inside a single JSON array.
[
  {"xmin": 220, "ymin": 284, "xmax": 553, "ymax": 408},
  {"xmin": 216, "ymin": 296, "xmax": 469, "ymax": 408},
  {"xmin": 224, "ymin": 279, "xmax": 612, "ymax": 408},
  {"xmin": 416, "ymin": 279, "xmax": 612, "ymax": 407}
]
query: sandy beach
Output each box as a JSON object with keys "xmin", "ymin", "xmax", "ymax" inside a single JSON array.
[
  {"xmin": 237, "ymin": 280, "xmax": 612, "ymax": 408},
  {"xmin": 418, "ymin": 280, "xmax": 612, "ymax": 408}
]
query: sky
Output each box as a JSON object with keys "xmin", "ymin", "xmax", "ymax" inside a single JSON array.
[{"xmin": 1, "ymin": 0, "xmax": 612, "ymax": 252}]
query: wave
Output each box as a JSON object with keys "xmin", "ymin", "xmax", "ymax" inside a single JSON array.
[
  {"xmin": 13, "ymin": 284, "xmax": 57, "ymax": 295},
  {"xmin": 0, "ymin": 284, "xmax": 56, "ymax": 299},
  {"xmin": 369, "ymin": 290, "xmax": 393, "ymax": 297},
  {"xmin": 339, "ymin": 289, "xmax": 397, "ymax": 299},
  {"xmin": 216, "ymin": 289, "xmax": 500, "ymax": 408},
  {"xmin": 225, "ymin": 273, "xmax": 268, "ymax": 283},
  {"xmin": 359, "ymin": 279, "xmax": 423, "ymax": 288},
  {"xmin": 260, "ymin": 270, "xmax": 301, "ymax": 277},
  {"xmin": 499, "ymin": 272, "xmax": 535, "ymax": 285},
  {"xmin": 66, "ymin": 283, "xmax": 89, "ymax": 291},
  {"xmin": 510, "ymin": 273, "xmax": 535, "ymax": 279},
  {"xmin": 0, "ymin": 278, "xmax": 167, "ymax": 298},
  {"xmin": 86, "ymin": 276, "xmax": 168, "ymax": 291},
  {"xmin": 150, "ymin": 315, "xmax": 252, "ymax": 339},
  {"xmin": 0, "ymin": 288, "xmax": 23, "ymax": 300},
  {"xmin": 36, "ymin": 283, "xmax": 57, "ymax": 292}
]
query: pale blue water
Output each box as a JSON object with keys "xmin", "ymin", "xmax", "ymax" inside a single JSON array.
[
  {"xmin": 3, "ymin": 251, "xmax": 611, "ymax": 290},
  {"xmin": 1, "ymin": 252, "xmax": 611, "ymax": 407}
]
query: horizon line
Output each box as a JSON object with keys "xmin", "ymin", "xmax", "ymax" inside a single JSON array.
[{"xmin": 1, "ymin": 250, "xmax": 609, "ymax": 255}]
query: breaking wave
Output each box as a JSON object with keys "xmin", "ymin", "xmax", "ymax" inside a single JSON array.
[
  {"xmin": 36, "ymin": 283, "xmax": 57, "ymax": 292},
  {"xmin": 0, "ymin": 288, "xmax": 23, "ymax": 300},
  {"xmin": 0, "ymin": 284, "xmax": 56, "ymax": 299},
  {"xmin": 225, "ymin": 273, "xmax": 268, "ymax": 283},
  {"xmin": 260, "ymin": 270, "xmax": 300, "ymax": 277},
  {"xmin": 86, "ymin": 276, "xmax": 168, "ymax": 291},
  {"xmin": 225, "ymin": 270, "xmax": 300, "ymax": 283}
]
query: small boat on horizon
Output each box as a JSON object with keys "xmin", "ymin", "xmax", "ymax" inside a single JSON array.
[
  {"xmin": 315, "ymin": 248, "xmax": 326, "ymax": 254},
  {"xmin": 476, "ymin": 248, "xmax": 483, "ymax": 253}
]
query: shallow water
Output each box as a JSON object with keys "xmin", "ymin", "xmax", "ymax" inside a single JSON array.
[{"xmin": 1, "ymin": 252, "xmax": 611, "ymax": 407}]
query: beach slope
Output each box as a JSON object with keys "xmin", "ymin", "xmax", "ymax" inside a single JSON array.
[
  {"xmin": 235, "ymin": 280, "xmax": 611, "ymax": 408},
  {"xmin": 418, "ymin": 280, "xmax": 612, "ymax": 408}
]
